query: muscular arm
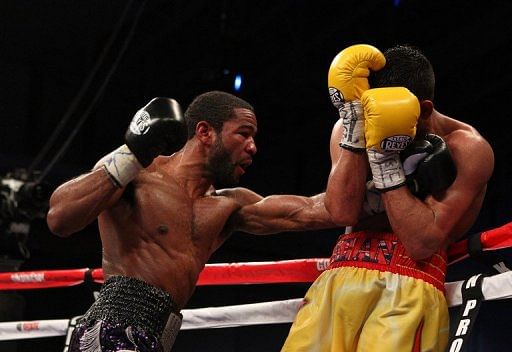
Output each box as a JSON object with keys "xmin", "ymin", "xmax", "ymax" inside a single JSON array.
[
  {"xmin": 46, "ymin": 168, "xmax": 125, "ymax": 237},
  {"xmin": 325, "ymin": 118, "xmax": 368, "ymax": 224},
  {"xmin": 234, "ymin": 192, "xmax": 336, "ymax": 235},
  {"xmin": 382, "ymin": 131, "xmax": 494, "ymax": 260}
]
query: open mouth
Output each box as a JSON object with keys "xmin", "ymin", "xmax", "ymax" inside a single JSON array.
[{"xmin": 237, "ymin": 160, "xmax": 252, "ymax": 174}]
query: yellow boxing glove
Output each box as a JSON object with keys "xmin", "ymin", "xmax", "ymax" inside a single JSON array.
[
  {"xmin": 328, "ymin": 44, "xmax": 385, "ymax": 150},
  {"xmin": 328, "ymin": 44, "xmax": 386, "ymax": 104},
  {"xmin": 362, "ymin": 87, "xmax": 420, "ymax": 191}
]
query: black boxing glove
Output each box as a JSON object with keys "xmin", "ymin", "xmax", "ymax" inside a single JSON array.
[
  {"xmin": 125, "ymin": 97, "xmax": 187, "ymax": 167},
  {"xmin": 401, "ymin": 133, "xmax": 457, "ymax": 199},
  {"xmin": 94, "ymin": 98, "xmax": 187, "ymax": 187}
]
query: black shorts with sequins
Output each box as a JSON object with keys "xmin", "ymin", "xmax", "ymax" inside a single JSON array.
[{"xmin": 68, "ymin": 276, "xmax": 182, "ymax": 352}]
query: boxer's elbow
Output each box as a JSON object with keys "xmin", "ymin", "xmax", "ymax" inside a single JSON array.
[
  {"xmin": 406, "ymin": 247, "xmax": 435, "ymax": 261},
  {"xmin": 46, "ymin": 206, "xmax": 75, "ymax": 237},
  {"xmin": 404, "ymin": 235, "xmax": 443, "ymax": 261}
]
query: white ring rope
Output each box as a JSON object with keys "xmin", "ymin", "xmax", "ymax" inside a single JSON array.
[
  {"xmin": 1, "ymin": 222, "xmax": 511, "ymax": 341},
  {"xmin": 1, "ymin": 271, "xmax": 511, "ymax": 341}
]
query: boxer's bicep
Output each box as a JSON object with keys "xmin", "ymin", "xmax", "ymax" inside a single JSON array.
[{"xmin": 215, "ymin": 187, "xmax": 263, "ymax": 206}]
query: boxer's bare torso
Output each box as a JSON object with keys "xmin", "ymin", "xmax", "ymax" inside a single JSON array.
[{"xmin": 100, "ymin": 156, "xmax": 246, "ymax": 309}]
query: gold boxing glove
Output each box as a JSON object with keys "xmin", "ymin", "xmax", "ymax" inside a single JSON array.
[
  {"xmin": 328, "ymin": 44, "xmax": 386, "ymax": 151},
  {"xmin": 362, "ymin": 87, "xmax": 420, "ymax": 191}
]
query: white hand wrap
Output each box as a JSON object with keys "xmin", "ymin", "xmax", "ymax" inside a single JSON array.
[
  {"xmin": 93, "ymin": 144, "xmax": 143, "ymax": 188},
  {"xmin": 367, "ymin": 149, "xmax": 406, "ymax": 191},
  {"xmin": 338, "ymin": 101, "xmax": 365, "ymax": 150}
]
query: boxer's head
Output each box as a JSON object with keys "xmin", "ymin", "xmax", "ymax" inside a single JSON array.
[
  {"xmin": 371, "ymin": 45, "xmax": 435, "ymax": 138},
  {"xmin": 370, "ymin": 45, "xmax": 435, "ymax": 102},
  {"xmin": 185, "ymin": 91, "xmax": 257, "ymax": 187}
]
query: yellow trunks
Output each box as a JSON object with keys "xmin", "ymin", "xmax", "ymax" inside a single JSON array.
[{"xmin": 282, "ymin": 232, "xmax": 449, "ymax": 352}]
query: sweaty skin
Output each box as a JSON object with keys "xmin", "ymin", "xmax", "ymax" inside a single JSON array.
[
  {"xmin": 98, "ymin": 158, "xmax": 242, "ymax": 309},
  {"xmin": 327, "ymin": 107, "xmax": 494, "ymax": 259},
  {"xmin": 48, "ymin": 108, "xmax": 336, "ymax": 309}
]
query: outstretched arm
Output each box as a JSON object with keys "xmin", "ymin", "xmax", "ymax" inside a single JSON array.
[
  {"xmin": 226, "ymin": 118, "xmax": 367, "ymax": 236},
  {"xmin": 231, "ymin": 192, "xmax": 337, "ymax": 235}
]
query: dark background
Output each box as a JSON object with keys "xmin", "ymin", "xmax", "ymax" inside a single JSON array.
[{"xmin": 0, "ymin": 0, "xmax": 511, "ymax": 351}]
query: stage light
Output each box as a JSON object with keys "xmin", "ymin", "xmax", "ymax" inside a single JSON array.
[{"xmin": 233, "ymin": 74, "xmax": 242, "ymax": 92}]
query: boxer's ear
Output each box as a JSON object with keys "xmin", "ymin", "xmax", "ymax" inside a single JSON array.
[{"xmin": 196, "ymin": 121, "xmax": 214, "ymax": 145}]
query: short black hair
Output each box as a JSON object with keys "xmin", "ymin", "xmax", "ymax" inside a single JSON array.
[
  {"xmin": 370, "ymin": 45, "xmax": 435, "ymax": 101},
  {"xmin": 184, "ymin": 91, "xmax": 254, "ymax": 139}
]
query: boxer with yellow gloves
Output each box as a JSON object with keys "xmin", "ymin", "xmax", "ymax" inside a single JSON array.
[
  {"xmin": 363, "ymin": 86, "xmax": 419, "ymax": 191},
  {"xmin": 282, "ymin": 45, "xmax": 494, "ymax": 352},
  {"xmin": 325, "ymin": 44, "xmax": 385, "ymax": 223}
]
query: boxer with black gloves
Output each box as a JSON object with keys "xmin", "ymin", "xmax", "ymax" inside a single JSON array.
[
  {"xmin": 282, "ymin": 45, "xmax": 494, "ymax": 352},
  {"xmin": 58, "ymin": 97, "xmax": 188, "ymax": 352},
  {"xmin": 95, "ymin": 97, "xmax": 187, "ymax": 187},
  {"xmin": 47, "ymin": 91, "xmax": 340, "ymax": 352}
]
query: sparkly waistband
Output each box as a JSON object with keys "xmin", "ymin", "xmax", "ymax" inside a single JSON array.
[{"xmin": 80, "ymin": 275, "xmax": 179, "ymax": 338}]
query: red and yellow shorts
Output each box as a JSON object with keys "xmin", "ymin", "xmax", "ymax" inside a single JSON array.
[{"xmin": 281, "ymin": 231, "xmax": 449, "ymax": 352}]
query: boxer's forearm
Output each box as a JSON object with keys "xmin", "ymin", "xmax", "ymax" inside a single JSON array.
[
  {"xmin": 47, "ymin": 168, "xmax": 124, "ymax": 237},
  {"xmin": 325, "ymin": 149, "xmax": 367, "ymax": 225},
  {"xmin": 235, "ymin": 193, "xmax": 337, "ymax": 235},
  {"xmin": 382, "ymin": 187, "xmax": 444, "ymax": 260}
]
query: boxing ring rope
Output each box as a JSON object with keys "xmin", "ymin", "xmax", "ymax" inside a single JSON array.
[
  {"xmin": 0, "ymin": 222, "xmax": 511, "ymax": 341},
  {"xmin": 0, "ymin": 259, "xmax": 328, "ymax": 291}
]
